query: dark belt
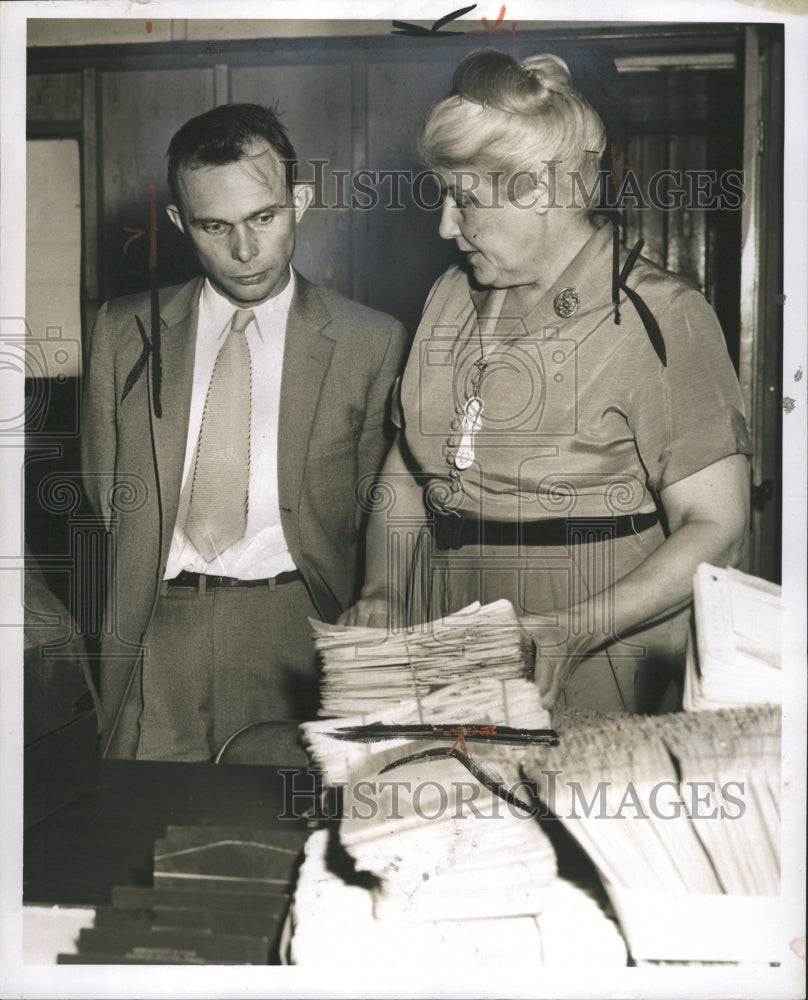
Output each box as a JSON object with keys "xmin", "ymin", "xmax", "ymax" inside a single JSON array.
[
  {"xmin": 433, "ymin": 511, "xmax": 659, "ymax": 551},
  {"xmin": 166, "ymin": 569, "xmax": 302, "ymax": 590}
]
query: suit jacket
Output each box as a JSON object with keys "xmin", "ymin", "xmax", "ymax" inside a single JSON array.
[{"xmin": 81, "ymin": 272, "xmax": 407, "ymax": 757}]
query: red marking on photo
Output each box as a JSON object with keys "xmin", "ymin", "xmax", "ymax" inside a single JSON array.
[{"xmin": 473, "ymin": 5, "xmax": 514, "ymax": 36}]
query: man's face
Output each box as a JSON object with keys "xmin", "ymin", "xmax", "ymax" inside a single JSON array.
[{"xmin": 167, "ymin": 141, "xmax": 312, "ymax": 306}]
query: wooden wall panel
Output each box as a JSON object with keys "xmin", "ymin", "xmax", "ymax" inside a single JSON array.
[
  {"xmin": 27, "ymin": 73, "xmax": 82, "ymax": 121},
  {"xmin": 667, "ymin": 133, "xmax": 708, "ymax": 289},
  {"xmin": 231, "ymin": 63, "xmax": 355, "ymax": 301},
  {"xmin": 622, "ymin": 67, "xmax": 743, "ymax": 366},
  {"xmin": 622, "ymin": 133, "xmax": 668, "ymax": 269},
  {"xmin": 361, "ymin": 56, "xmax": 458, "ymax": 334},
  {"xmin": 98, "ymin": 68, "xmax": 216, "ymax": 299}
]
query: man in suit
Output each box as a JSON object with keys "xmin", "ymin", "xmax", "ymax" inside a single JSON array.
[{"xmin": 82, "ymin": 104, "xmax": 407, "ymax": 761}]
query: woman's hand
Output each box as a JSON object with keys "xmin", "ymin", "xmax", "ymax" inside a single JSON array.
[
  {"xmin": 337, "ymin": 589, "xmax": 406, "ymax": 631},
  {"xmin": 521, "ymin": 612, "xmax": 593, "ymax": 708}
]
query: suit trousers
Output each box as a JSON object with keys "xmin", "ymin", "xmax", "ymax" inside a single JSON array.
[{"xmin": 135, "ymin": 577, "xmax": 320, "ymax": 762}]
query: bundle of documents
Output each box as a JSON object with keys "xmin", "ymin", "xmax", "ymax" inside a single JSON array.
[
  {"xmin": 291, "ymin": 600, "xmax": 565, "ymax": 936},
  {"xmin": 338, "ymin": 752, "xmax": 557, "ymax": 921},
  {"xmin": 685, "ymin": 563, "xmax": 782, "ymax": 710},
  {"xmin": 520, "ymin": 704, "xmax": 782, "ymax": 962},
  {"xmin": 311, "ymin": 599, "xmax": 533, "ymax": 716},
  {"xmin": 520, "ymin": 704, "xmax": 780, "ymax": 896},
  {"xmin": 522, "ymin": 705, "xmax": 780, "ymax": 894},
  {"xmin": 286, "ymin": 829, "xmax": 627, "ymax": 968},
  {"xmin": 300, "ymin": 675, "xmax": 550, "ymax": 785}
]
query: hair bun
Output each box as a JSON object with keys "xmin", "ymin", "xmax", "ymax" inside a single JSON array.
[
  {"xmin": 520, "ymin": 54, "xmax": 573, "ymax": 94},
  {"xmin": 452, "ymin": 49, "xmax": 577, "ymax": 115},
  {"xmin": 423, "ymin": 48, "xmax": 607, "ymax": 187}
]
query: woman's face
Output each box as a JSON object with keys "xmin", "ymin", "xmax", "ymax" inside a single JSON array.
[{"xmin": 436, "ymin": 167, "xmax": 547, "ymax": 289}]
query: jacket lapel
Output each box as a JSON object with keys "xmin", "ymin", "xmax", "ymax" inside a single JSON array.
[
  {"xmin": 278, "ymin": 272, "xmax": 336, "ymax": 563},
  {"xmin": 146, "ymin": 278, "xmax": 204, "ymax": 568}
]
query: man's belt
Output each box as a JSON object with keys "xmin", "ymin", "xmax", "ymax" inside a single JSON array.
[
  {"xmin": 432, "ymin": 511, "xmax": 660, "ymax": 551},
  {"xmin": 166, "ymin": 569, "xmax": 302, "ymax": 590}
]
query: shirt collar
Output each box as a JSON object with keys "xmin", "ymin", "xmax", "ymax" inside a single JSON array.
[
  {"xmin": 523, "ymin": 215, "xmax": 614, "ymax": 332},
  {"xmin": 200, "ymin": 268, "xmax": 296, "ymax": 342},
  {"xmin": 469, "ymin": 215, "xmax": 615, "ymax": 338}
]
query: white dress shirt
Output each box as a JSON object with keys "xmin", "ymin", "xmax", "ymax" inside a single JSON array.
[{"xmin": 164, "ymin": 271, "xmax": 298, "ymax": 580}]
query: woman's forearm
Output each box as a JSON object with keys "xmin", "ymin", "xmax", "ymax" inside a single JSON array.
[
  {"xmin": 526, "ymin": 455, "xmax": 750, "ymax": 702},
  {"xmin": 359, "ymin": 435, "xmax": 428, "ymax": 600},
  {"xmin": 339, "ymin": 435, "xmax": 428, "ymax": 627},
  {"xmin": 564, "ymin": 515, "xmax": 746, "ymax": 654}
]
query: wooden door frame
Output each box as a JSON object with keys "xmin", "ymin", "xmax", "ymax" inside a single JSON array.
[{"xmin": 739, "ymin": 25, "xmax": 784, "ymax": 583}]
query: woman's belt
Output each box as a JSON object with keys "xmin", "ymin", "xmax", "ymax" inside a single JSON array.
[{"xmin": 432, "ymin": 511, "xmax": 659, "ymax": 551}]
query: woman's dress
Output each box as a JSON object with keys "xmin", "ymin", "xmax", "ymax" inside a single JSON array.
[{"xmin": 395, "ymin": 220, "xmax": 752, "ymax": 712}]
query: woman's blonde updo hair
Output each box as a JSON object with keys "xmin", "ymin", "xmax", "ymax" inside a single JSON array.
[{"xmin": 420, "ymin": 49, "xmax": 607, "ymax": 198}]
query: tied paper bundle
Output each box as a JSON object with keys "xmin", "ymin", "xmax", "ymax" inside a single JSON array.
[
  {"xmin": 294, "ymin": 599, "xmax": 563, "ymax": 927},
  {"xmin": 310, "ymin": 599, "xmax": 533, "ymax": 716},
  {"xmin": 286, "ymin": 829, "xmax": 627, "ymax": 968},
  {"xmin": 337, "ymin": 752, "xmax": 558, "ymax": 922},
  {"xmin": 684, "ymin": 563, "xmax": 783, "ymax": 710},
  {"xmin": 520, "ymin": 704, "xmax": 781, "ymax": 896},
  {"xmin": 300, "ymin": 675, "xmax": 550, "ymax": 786}
]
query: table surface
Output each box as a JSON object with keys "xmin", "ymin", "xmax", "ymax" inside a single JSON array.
[{"xmin": 23, "ymin": 760, "xmax": 315, "ymax": 907}]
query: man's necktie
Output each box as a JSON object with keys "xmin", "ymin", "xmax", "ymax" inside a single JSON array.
[{"xmin": 185, "ymin": 308, "xmax": 254, "ymax": 562}]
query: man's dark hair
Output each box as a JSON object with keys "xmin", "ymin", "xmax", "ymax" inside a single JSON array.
[{"xmin": 167, "ymin": 103, "xmax": 298, "ymax": 206}]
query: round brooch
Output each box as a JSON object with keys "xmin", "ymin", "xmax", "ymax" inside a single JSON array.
[{"xmin": 553, "ymin": 287, "xmax": 580, "ymax": 318}]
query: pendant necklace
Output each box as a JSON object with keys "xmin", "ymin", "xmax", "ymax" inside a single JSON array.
[{"xmin": 450, "ymin": 288, "xmax": 508, "ymax": 478}]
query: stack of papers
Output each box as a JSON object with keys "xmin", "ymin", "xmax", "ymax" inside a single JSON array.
[
  {"xmin": 339, "ymin": 754, "xmax": 557, "ymax": 921},
  {"xmin": 521, "ymin": 704, "xmax": 782, "ymax": 964},
  {"xmin": 290, "ymin": 600, "xmax": 563, "ymax": 940},
  {"xmin": 300, "ymin": 675, "xmax": 550, "ymax": 786},
  {"xmin": 286, "ymin": 829, "xmax": 627, "ymax": 968},
  {"xmin": 310, "ymin": 599, "xmax": 532, "ymax": 716},
  {"xmin": 521, "ymin": 704, "xmax": 781, "ymax": 896},
  {"xmin": 685, "ymin": 563, "xmax": 782, "ymax": 711}
]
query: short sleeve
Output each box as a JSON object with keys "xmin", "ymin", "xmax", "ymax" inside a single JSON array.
[{"xmin": 629, "ymin": 288, "xmax": 753, "ymax": 493}]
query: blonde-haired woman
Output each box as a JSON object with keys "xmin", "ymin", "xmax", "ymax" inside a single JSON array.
[{"xmin": 342, "ymin": 49, "xmax": 751, "ymax": 714}]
